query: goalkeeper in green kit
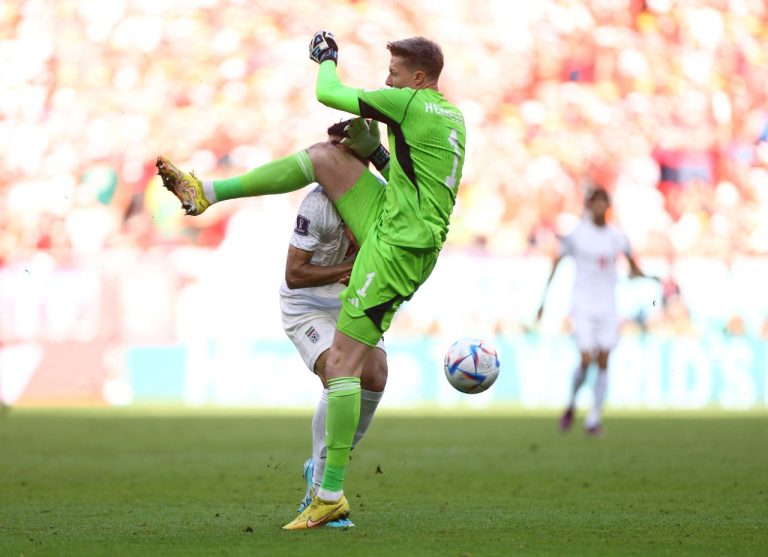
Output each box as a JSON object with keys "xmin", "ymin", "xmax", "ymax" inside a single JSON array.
[{"xmin": 157, "ymin": 31, "xmax": 466, "ymax": 529}]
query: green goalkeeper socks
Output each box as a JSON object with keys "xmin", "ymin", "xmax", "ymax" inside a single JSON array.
[
  {"xmin": 213, "ymin": 150, "xmax": 315, "ymax": 201},
  {"xmin": 320, "ymin": 377, "xmax": 361, "ymax": 495}
]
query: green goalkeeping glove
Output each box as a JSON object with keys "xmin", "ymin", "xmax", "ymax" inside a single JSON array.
[
  {"xmin": 341, "ymin": 118, "xmax": 379, "ymax": 158},
  {"xmin": 341, "ymin": 118, "xmax": 390, "ymax": 171}
]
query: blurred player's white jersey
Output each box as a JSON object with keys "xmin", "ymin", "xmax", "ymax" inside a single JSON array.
[
  {"xmin": 559, "ymin": 218, "xmax": 631, "ymax": 316},
  {"xmin": 279, "ymin": 185, "xmax": 355, "ymax": 309}
]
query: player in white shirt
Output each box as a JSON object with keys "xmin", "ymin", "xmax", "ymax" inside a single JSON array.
[
  {"xmin": 538, "ymin": 187, "xmax": 652, "ymax": 436},
  {"xmin": 281, "ymin": 120, "xmax": 387, "ymax": 527}
]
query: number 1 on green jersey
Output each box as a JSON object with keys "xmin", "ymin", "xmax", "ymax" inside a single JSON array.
[{"xmin": 444, "ymin": 128, "xmax": 461, "ymax": 190}]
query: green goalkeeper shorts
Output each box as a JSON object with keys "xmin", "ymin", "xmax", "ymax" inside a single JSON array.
[
  {"xmin": 334, "ymin": 168, "xmax": 386, "ymax": 246},
  {"xmin": 335, "ymin": 169, "xmax": 439, "ymax": 347}
]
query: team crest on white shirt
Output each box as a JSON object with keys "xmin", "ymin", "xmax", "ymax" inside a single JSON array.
[{"xmin": 304, "ymin": 326, "xmax": 320, "ymax": 344}]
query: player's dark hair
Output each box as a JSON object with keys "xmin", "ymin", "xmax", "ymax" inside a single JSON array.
[
  {"xmin": 386, "ymin": 37, "xmax": 444, "ymax": 80},
  {"xmin": 587, "ymin": 187, "xmax": 610, "ymax": 204},
  {"xmin": 327, "ymin": 119, "xmax": 354, "ymax": 137}
]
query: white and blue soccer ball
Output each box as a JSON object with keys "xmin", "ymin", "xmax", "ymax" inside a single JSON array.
[{"xmin": 443, "ymin": 338, "xmax": 500, "ymax": 394}]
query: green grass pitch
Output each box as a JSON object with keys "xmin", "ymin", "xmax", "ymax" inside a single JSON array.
[{"xmin": 1, "ymin": 408, "xmax": 766, "ymax": 556}]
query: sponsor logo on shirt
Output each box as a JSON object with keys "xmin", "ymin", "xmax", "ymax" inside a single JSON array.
[{"xmin": 295, "ymin": 215, "xmax": 310, "ymax": 236}]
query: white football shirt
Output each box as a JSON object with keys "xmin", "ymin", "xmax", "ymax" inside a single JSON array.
[
  {"xmin": 279, "ymin": 186, "xmax": 355, "ymax": 309},
  {"xmin": 559, "ymin": 218, "xmax": 631, "ymax": 315}
]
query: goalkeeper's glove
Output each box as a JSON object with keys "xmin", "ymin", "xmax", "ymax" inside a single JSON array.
[
  {"xmin": 341, "ymin": 118, "xmax": 380, "ymax": 158},
  {"xmin": 309, "ymin": 31, "xmax": 338, "ymax": 64},
  {"xmin": 341, "ymin": 118, "xmax": 391, "ymax": 172}
]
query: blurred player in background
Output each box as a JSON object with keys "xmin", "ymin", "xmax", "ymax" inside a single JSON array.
[
  {"xmin": 157, "ymin": 32, "xmax": 465, "ymax": 528},
  {"xmin": 281, "ymin": 120, "xmax": 387, "ymax": 528},
  {"xmin": 537, "ymin": 186, "xmax": 654, "ymax": 437}
]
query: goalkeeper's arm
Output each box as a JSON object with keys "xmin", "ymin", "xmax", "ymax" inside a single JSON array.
[{"xmin": 316, "ymin": 61, "xmax": 362, "ymax": 115}]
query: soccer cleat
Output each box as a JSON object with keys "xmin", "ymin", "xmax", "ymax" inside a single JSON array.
[
  {"xmin": 559, "ymin": 407, "xmax": 574, "ymax": 432},
  {"xmin": 586, "ymin": 424, "xmax": 603, "ymax": 438},
  {"xmin": 156, "ymin": 156, "xmax": 210, "ymax": 215},
  {"xmin": 324, "ymin": 515, "xmax": 355, "ymax": 528},
  {"xmin": 297, "ymin": 458, "xmax": 314, "ymax": 513},
  {"xmin": 283, "ymin": 495, "xmax": 350, "ymax": 530},
  {"xmin": 297, "ymin": 459, "xmax": 355, "ymax": 527}
]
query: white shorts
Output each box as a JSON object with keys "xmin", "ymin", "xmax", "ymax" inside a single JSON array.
[
  {"xmin": 280, "ymin": 297, "xmax": 385, "ymax": 372},
  {"xmin": 571, "ymin": 308, "xmax": 619, "ymax": 353}
]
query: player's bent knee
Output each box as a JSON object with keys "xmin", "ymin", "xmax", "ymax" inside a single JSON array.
[
  {"xmin": 361, "ymin": 349, "xmax": 388, "ymax": 392},
  {"xmin": 307, "ymin": 141, "xmax": 335, "ymax": 159},
  {"xmin": 307, "ymin": 143, "xmax": 365, "ymax": 199},
  {"xmin": 308, "ymin": 142, "xmax": 351, "ymax": 170}
]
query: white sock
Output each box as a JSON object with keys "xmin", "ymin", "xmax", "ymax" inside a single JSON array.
[
  {"xmin": 202, "ymin": 180, "xmax": 217, "ymax": 204},
  {"xmin": 354, "ymin": 389, "xmax": 383, "ymax": 446},
  {"xmin": 311, "ymin": 388, "xmax": 383, "ymax": 491},
  {"xmin": 311, "ymin": 389, "xmax": 328, "ymax": 491},
  {"xmin": 586, "ymin": 369, "xmax": 608, "ymax": 427},
  {"xmin": 316, "ymin": 487, "xmax": 342, "ymax": 503},
  {"xmin": 569, "ymin": 366, "xmax": 588, "ymax": 408}
]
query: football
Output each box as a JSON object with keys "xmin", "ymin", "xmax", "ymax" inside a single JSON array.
[{"xmin": 443, "ymin": 338, "xmax": 500, "ymax": 394}]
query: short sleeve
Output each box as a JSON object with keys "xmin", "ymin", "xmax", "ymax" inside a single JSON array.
[{"xmin": 290, "ymin": 191, "xmax": 328, "ymax": 252}]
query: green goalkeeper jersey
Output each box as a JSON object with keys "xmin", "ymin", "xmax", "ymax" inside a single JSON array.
[{"xmin": 316, "ymin": 61, "xmax": 466, "ymax": 250}]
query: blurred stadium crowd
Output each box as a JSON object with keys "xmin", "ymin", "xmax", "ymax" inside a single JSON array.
[{"xmin": 1, "ymin": 0, "xmax": 768, "ymax": 340}]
